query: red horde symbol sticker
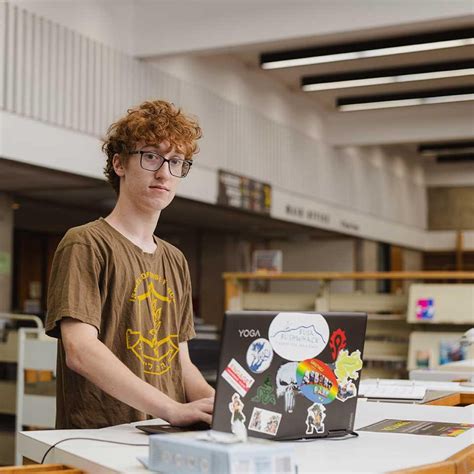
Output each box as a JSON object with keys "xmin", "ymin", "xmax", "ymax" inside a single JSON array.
[{"xmin": 329, "ymin": 329, "xmax": 347, "ymax": 360}]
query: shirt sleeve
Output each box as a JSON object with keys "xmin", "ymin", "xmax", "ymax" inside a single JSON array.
[
  {"xmin": 46, "ymin": 241, "xmax": 103, "ymax": 338},
  {"xmin": 178, "ymin": 258, "xmax": 196, "ymax": 342}
]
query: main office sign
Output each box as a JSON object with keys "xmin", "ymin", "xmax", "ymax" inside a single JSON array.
[{"xmin": 218, "ymin": 170, "xmax": 271, "ymax": 215}]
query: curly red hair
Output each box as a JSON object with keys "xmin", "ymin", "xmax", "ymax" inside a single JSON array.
[{"xmin": 102, "ymin": 100, "xmax": 202, "ymax": 194}]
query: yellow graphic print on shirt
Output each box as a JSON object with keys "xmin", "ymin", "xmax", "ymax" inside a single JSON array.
[{"xmin": 127, "ymin": 274, "xmax": 179, "ymax": 376}]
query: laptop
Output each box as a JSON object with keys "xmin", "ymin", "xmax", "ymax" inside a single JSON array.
[{"xmin": 211, "ymin": 311, "xmax": 367, "ymax": 441}]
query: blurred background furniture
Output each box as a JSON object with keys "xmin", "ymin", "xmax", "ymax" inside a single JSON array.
[
  {"xmin": 0, "ymin": 315, "xmax": 56, "ymax": 466},
  {"xmin": 223, "ymin": 271, "xmax": 474, "ymax": 379}
]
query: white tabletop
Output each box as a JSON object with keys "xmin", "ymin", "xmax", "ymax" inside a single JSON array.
[{"xmin": 19, "ymin": 401, "xmax": 474, "ymax": 474}]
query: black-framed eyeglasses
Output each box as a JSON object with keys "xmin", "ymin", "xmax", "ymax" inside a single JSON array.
[{"xmin": 130, "ymin": 150, "xmax": 192, "ymax": 178}]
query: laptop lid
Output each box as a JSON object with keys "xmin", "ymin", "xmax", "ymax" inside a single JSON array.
[{"xmin": 212, "ymin": 311, "xmax": 367, "ymax": 441}]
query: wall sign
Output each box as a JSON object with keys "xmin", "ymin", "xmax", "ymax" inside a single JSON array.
[{"xmin": 218, "ymin": 170, "xmax": 271, "ymax": 215}]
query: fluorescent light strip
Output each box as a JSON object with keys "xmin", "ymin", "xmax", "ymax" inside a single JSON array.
[
  {"xmin": 302, "ymin": 68, "xmax": 474, "ymax": 91},
  {"xmin": 262, "ymin": 38, "xmax": 474, "ymax": 69},
  {"xmin": 339, "ymin": 93, "xmax": 474, "ymax": 111}
]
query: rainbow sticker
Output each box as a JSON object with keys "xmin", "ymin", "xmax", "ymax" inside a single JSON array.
[{"xmin": 296, "ymin": 359, "xmax": 338, "ymax": 405}]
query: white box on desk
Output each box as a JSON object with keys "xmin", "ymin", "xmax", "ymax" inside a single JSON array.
[{"xmin": 146, "ymin": 432, "xmax": 295, "ymax": 474}]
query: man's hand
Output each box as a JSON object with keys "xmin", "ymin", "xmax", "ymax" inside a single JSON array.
[{"xmin": 167, "ymin": 397, "xmax": 214, "ymax": 426}]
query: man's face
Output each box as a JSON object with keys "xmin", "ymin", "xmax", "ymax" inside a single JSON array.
[{"xmin": 113, "ymin": 141, "xmax": 184, "ymax": 213}]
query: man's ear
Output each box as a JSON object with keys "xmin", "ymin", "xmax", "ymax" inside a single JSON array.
[{"xmin": 112, "ymin": 154, "xmax": 125, "ymax": 177}]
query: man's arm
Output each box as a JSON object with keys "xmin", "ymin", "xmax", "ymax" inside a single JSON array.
[
  {"xmin": 179, "ymin": 341, "xmax": 215, "ymax": 401},
  {"xmin": 61, "ymin": 318, "xmax": 213, "ymax": 425}
]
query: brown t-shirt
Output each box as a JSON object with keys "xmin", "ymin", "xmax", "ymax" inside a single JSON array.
[{"xmin": 46, "ymin": 218, "xmax": 196, "ymax": 429}]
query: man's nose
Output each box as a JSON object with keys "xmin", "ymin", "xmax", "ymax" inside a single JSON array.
[{"xmin": 155, "ymin": 159, "xmax": 172, "ymax": 178}]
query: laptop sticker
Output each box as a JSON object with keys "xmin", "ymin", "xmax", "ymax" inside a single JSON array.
[
  {"xmin": 336, "ymin": 380, "xmax": 358, "ymax": 402},
  {"xmin": 329, "ymin": 328, "xmax": 347, "ymax": 360},
  {"xmin": 251, "ymin": 376, "xmax": 277, "ymax": 405},
  {"xmin": 269, "ymin": 312, "xmax": 329, "ymax": 361},
  {"xmin": 229, "ymin": 393, "xmax": 247, "ymax": 441},
  {"xmin": 246, "ymin": 338, "xmax": 274, "ymax": 373},
  {"xmin": 296, "ymin": 359, "xmax": 338, "ymax": 404},
  {"xmin": 248, "ymin": 407, "xmax": 282, "ymax": 436},
  {"xmin": 305, "ymin": 403, "xmax": 326, "ymax": 435},
  {"xmin": 276, "ymin": 362, "xmax": 300, "ymax": 413},
  {"xmin": 222, "ymin": 358, "xmax": 255, "ymax": 397},
  {"xmin": 334, "ymin": 349, "xmax": 363, "ymax": 384}
]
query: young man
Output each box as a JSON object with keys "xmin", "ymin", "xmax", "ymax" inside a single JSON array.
[{"xmin": 46, "ymin": 100, "xmax": 214, "ymax": 429}]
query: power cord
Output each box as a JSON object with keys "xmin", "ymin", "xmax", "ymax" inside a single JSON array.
[{"xmin": 41, "ymin": 437, "xmax": 148, "ymax": 464}]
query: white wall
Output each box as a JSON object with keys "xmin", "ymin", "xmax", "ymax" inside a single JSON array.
[
  {"xmin": 268, "ymin": 239, "xmax": 355, "ymax": 294},
  {"xmin": 151, "ymin": 54, "xmax": 427, "ymax": 231}
]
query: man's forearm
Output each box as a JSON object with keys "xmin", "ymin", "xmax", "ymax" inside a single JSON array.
[
  {"xmin": 66, "ymin": 337, "xmax": 177, "ymax": 420},
  {"xmin": 182, "ymin": 362, "xmax": 215, "ymax": 401}
]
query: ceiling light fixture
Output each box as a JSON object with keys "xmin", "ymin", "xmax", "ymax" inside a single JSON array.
[
  {"xmin": 436, "ymin": 153, "xmax": 474, "ymax": 163},
  {"xmin": 418, "ymin": 141, "xmax": 474, "ymax": 156},
  {"xmin": 337, "ymin": 87, "xmax": 474, "ymax": 111},
  {"xmin": 302, "ymin": 60, "xmax": 474, "ymax": 91},
  {"xmin": 261, "ymin": 28, "xmax": 474, "ymax": 69}
]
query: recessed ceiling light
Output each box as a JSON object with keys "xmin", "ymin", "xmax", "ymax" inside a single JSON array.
[
  {"xmin": 337, "ymin": 87, "xmax": 474, "ymax": 111},
  {"xmin": 261, "ymin": 28, "xmax": 474, "ymax": 69},
  {"xmin": 418, "ymin": 141, "xmax": 474, "ymax": 156},
  {"xmin": 302, "ymin": 61, "xmax": 474, "ymax": 91}
]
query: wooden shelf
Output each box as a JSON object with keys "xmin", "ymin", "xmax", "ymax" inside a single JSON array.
[
  {"xmin": 364, "ymin": 355, "xmax": 408, "ymax": 362},
  {"xmin": 223, "ymin": 271, "xmax": 474, "ymax": 281}
]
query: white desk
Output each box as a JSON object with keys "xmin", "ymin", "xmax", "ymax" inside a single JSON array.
[{"xmin": 19, "ymin": 401, "xmax": 473, "ymax": 474}]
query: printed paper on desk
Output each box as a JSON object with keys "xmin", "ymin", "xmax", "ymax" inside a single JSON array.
[
  {"xmin": 359, "ymin": 419, "xmax": 473, "ymax": 437},
  {"xmin": 222, "ymin": 358, "xmax": 255, "ymax": 396}
]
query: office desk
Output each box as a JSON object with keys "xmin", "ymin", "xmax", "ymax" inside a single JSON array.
[{"xmin": 19, "ymin": 401, "xmax": 473, "ymax": 474}]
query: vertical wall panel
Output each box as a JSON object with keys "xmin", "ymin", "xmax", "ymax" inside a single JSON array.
[
  {"xmin": 99, "ymin": 44, "xmax": 107, "ymax": 133},
  {"xmin": 5, "ymin": 2, "xmax": 14, "ymax": 111},
  {"xmin": 56, "ymin": 25, "xmax": 66, "ymax": 126},
  {"xmin": 18, "ymin": 8, "xmax": 26, "ymax": 115},
  {"xmin": 0, "ymin": 2, "xmax": 7, "ymax": 111},
  {"xmin": 85, "ymin": 38, "xmax": 94, "ymax": 134},
  {"xmin": 78, "ymin": 35, "xmax": 86, "ymax": 132},
  {"xmin": 108, "ymin": 47, "xmax": 116, "ymax": 121},
  {"xmin": 49, "ymin": 21, "xmax": 59, "ymax": 124},
  {"xmin": 31, "ymin": 13, "xmax": 41, "ymax": 120},
  {"xmin": 39, "ymin": 17, "xmax": 49, "ymax": 122},
  {"xmin": 63, "ymin": 28, "xmax": 71, "ymax": 128},
  {"xmin": 22, "ymin": 9, "xmax": 33, "ymax": 117},
  {"xmin": 72, "ymin": 31, "xmax": 80, "ymax": 129},
  {"xmin": 93, "ymin": 41, "xmax": 102, "ymax": 135},
  {"xmin": 14, "ymin": 6, "xmax": 25, "ymax": 115}
]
